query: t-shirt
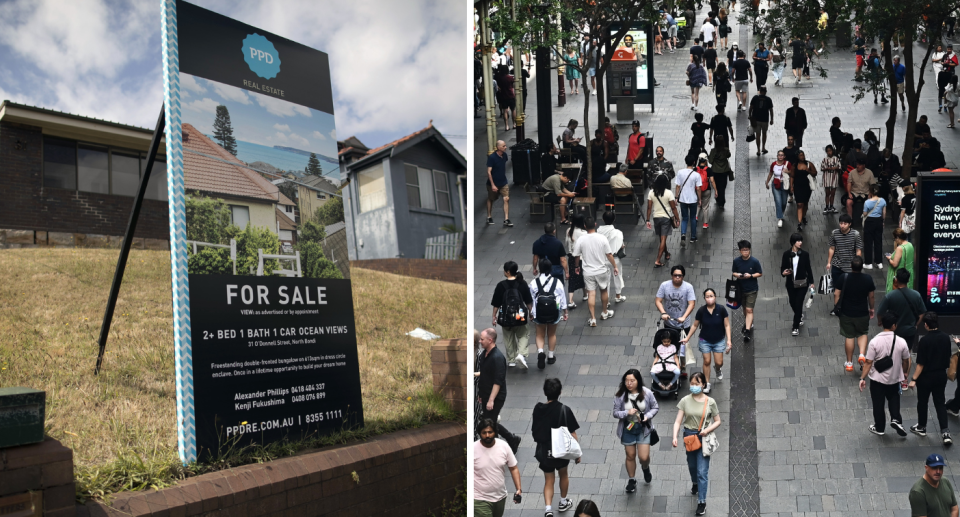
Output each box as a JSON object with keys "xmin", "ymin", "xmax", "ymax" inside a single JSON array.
[
  {"xmin": 829, "ymin": 228, "xmax": 863, "ymax": 271},
  {"xmin": 675, "ymin": 168, "xmax": 703, "ymax": 204},
  {"xmin": 656, "ymin": 280, "xmax": 697, "ymax": 328},
  {"xmin": 473, "ymin": 439, "xmax": 517, "ymax": 503},
  {"xmin": 627, "ymin": 132, "xmax": 646, "ymax": 163},
  {"xmin": 849, "ymin": 169, "xmax": 877, "ymax": 197},
  {"xmin": 854, "ymin": 37, "xmax": 866, "ymax": 56},
  {"xmin": 704, "ymin": 48, "xmax": 718, "ymax": 67},
  {"xmin": 909, "ymin": 477, "xmax": 957, "ymax": 517},
  {"xmin": 648, "ymin": 189, "xmax": 676, "ymax": 218},
  {"xmin": 839, "ymin": 272, "xmax": 875, "ymax": 318},
  {"xmin": 531, "ymin": 401, "xmax": 579, "ymax": 446},
  {"xmin": 732, "ymin": 256, "xmax": 763, "ymax": 293},
  {"xmin": 492, "ymin": 278, "xmax": 534, "ymax": 309},
  {"xmin": 690, "ymin": 45, "xmax": 705, "ymax": 60},
  {"xmin": 731, "ymin": 59, "xmax": 751, "ymax": 80},
  {"xmin": 701, "ymin": 23, "xmax": 715, "ymax": 43},
  {"xmin": 542, "ymin": 173, "xmax": 565, "ymax": 196},
  {"xmin": 865, "ymin": 331, "xmax": 910, "ymax": 384},
  {"xmin": 790, "ymin": 39, "xmax": 805, "ymax": 57},
  {"xmin": 695, "ymin": 305, "xmax": 729, "ymax": 343},
  {"xmin": 572, "ymin": 232, "xmax": 613, "ymax": 277},
  {"xmin": 916, "ymin": 122, "xmax": 932, "ymax": 137},
  {"xmin": 478, "ymin": 346, "xmax": 507, "ymax": 402},
  {"xmin": 487, "ymin": 151, "xmax": 509, "ymax": 187},
  {"xmin": 677, "ymin": 394, "xmax": 719, "ymax": 430},
  {"xmin": 916, "ymin": 330, "xmax": 952, "ymax": 380},
  {"xmin": 597, "ymin": 225, "xmax": 624, "ymax": 257},
  {"xmin": 691, "ymin": 122, "xmax": 709, "ymax": 140},
  {"xmin": 877, "ymin": 288, "xmax": 926, "ymax": 338},
  {"xmin": 749, "ymin": 95, "xmax": 774, "ymax": 122},
  {"xmin": 532, "ymin": 234, "xmax": 566, "ymax": 269},
  {"xmin": 901, "ymin": 193, "xmax": 917, "ymax": 215},
  {"xmin": 610, "ymin": 173, "xmax": 633, "ymax": 188},
  {"xmin": 863, "ymin": 197, "xmax": 886, "ymax": 218},
  {"xmin": 710, "ymin": 114, "xmax": 732, "ymax": 133},
  {"xmin": 894, "ymin": 63, "xmax": 906, "ymax": 84}
]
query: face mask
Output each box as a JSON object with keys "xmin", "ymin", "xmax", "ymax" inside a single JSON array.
[{"xmin": 690, "ymin": 385, "xmax": 703, "ymax": 394}]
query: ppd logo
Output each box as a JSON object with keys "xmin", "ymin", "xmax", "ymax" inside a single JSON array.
[{"xmin": 242, "ymin": 33, "xmax": 281, "ymax": 80}]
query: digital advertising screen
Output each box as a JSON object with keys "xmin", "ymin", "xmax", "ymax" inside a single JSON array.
[
  {"xmin": 918, "ymin": 171, "xmax": 960, "ymax": 316},
  {"xmin": 613, "ymin": 29, "xmax": 650, "ymax": 91},
  {"xmin": 161, "ymin": 0, "xmax": 363, "ymax": 463}
]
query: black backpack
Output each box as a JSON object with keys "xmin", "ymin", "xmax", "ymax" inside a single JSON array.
[
  {"xmin": 497, "ymin": 281, "xmax": 528, "ymax": 327},
  {"xmin": 534, "ymin": 277, "xmax": 561, "ymax": 324}
]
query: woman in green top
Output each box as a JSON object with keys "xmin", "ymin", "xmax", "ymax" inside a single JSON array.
[
  {"xmin": 672, "ymin": 372, "xmax": 721, "ymax": 516},
  {"xmin": 886, "ymin": 228, "xmax": 915, "ymax": 290},
  {"xmin": 564, "ymin": 48, "xmax": 581, "ymax": 94}
]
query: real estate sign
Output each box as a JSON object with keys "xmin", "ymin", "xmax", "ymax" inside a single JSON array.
[{"xmin": 161, "ymin": 0, "xmax": 363, "ymax": 463}]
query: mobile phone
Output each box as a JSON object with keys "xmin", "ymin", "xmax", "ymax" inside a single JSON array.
[{"xmin": 514, "ymin": 493, "xmax": 522, "ymax": 504}]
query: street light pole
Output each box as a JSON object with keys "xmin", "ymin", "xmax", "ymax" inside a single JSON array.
[
  {"xmin": 512, "ymin": 0, "xmax": 526, "ymax": 141},
  {"xmin": 479, "ymin": 0, "xmax": 498, "ymax": 155}
]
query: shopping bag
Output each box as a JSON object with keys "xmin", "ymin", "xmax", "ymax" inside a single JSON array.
[
  {"xmin": 745, "ymin": 121, "xmax": 756, "ymax": 142},
  {"xmin": 551, "ymin": 405, "xmax": 583, "ymax": 460},
  {"xmin": 817, "ymin": 275, "xmax": 833, "ymax": 295},
  {"xmin": 702, "ymin": 431, "xmax": 720, "ymax": 456}
]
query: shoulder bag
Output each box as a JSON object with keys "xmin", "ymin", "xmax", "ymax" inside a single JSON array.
[
  {"xmin": 683, "ymin": 399, "xmax": 708, "ymax": 452},
  {"xmin": 872, "ymin": 334, "xmax": 897, "ymax": 373},
  {"xmin": 551, "ymin": 404, "xmax": 583, "ymax": 460},
  {"xmin": 861, "ymin": 198, "xmax": 882, "ymax": 226},
  {"xmin": 655, "ymin": 193, "xmax": 680, "ymax": 228}
]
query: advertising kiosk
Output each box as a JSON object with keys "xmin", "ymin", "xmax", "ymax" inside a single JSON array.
[{"xmin": 917, "ymin": 170, "xmax": 960, "ymax": 333}]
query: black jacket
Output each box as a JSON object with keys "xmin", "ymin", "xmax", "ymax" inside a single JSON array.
[
  {"xmin": 784, "ymin": 107, "xmax": 808, "ymax": 131},
  {"xmin": 780, "ymin": 249, "xmax": 814, "ymax": 289}
]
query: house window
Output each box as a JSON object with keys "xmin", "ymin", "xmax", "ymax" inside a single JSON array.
[
  {"xmin": 283, "ymin": 205, "xmax": 294, "ymax": 214},
  {"xmin": 43, "ymin": 137, "xmax": 77, "ymax": 190},
  {"xmin": 111, "ymin": 152, "xmax": 140, "ymax": 197},
  {"xmin": 316, "ymin": 192, "xmax": 327, "ymax": 200},
  {"xmin": 230, "ymin": 205, "xmax": 250, "ymax": 228},
  {"xmin": 403, "ymin": 163, "xmax": 452, "ymax": 213},
  {"xmin": 434, "ymin": 171, "xmax": 452, "ymax": 213},
  {"xmin": 77, "ymin": 145, "xmax": 109, "ymax": 194},
  {"xmin": 357, "ymin": 164, "xmax": 387, "ymax": 212},
  {"xmin": 145, "ymin": 158, "xmax": 168, "ymax": 202}
]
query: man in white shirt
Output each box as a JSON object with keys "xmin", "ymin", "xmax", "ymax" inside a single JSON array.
[
  {"xmin": 597, "ymin": 210, "xmax": 627, "ymax": 305},
  {"xmin": 572, "ymin": 217, "xmax": 619, "ymax": 327},
  {"xmin": 701, "ymin": 18, "xmax": 716, "ymax": 46},
  {"xmin": 674, "ymin": 155, "xmax": 703, "ymax": 245},
  {"xmin": 474, "ymin": 418, "xmax": 522, "ymax": 517}
]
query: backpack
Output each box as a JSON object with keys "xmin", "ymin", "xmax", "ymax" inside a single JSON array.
[
  {"xmin": 534, "ymin": 277, "xmax": 561, "ymax": 324},
  {"xmin": 497, "ymin": 281, "xmax": 528, "ymax": 327}
]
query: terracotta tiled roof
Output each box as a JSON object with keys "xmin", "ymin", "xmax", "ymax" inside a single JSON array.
[
  {"xmin": 338, "ymin": 146, "xmax": 355, "ymax": 156},
  {"xmin": 276, "ymin": 208, "xmax": 296, "ymax": 231},
  {"xmin": 183, "ymin": 123, "xmax": 282, "ymax": 202},
  {"xmin": 365, "ymin": 121, "xmax": 434, "ymax": 156}
]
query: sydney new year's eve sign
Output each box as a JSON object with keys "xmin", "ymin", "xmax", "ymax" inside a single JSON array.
[{"xmin": 161, "ymin": 0, "xmax": 362, "ymax": 462}]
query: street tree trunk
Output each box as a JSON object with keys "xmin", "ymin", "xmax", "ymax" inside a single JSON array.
[{"xmin": 901, "ymin": 27, "xmax": 937, "ymax": 178}]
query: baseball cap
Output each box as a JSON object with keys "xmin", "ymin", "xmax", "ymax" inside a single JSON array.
[{"xmin": 927, "ymin": 454, "xmax": 946, "ymax": 467}]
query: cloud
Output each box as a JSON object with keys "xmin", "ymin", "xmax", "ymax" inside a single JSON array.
[
  {"xmin": 329, "ymin": 129, "xmax": 337, "ymax": 140},
  {"xmin": 212, "ymin": 82, "xmax": 252, "ymax": 105},
  {"xmin": 274, "ymin": 123, "xmax": 291, "ymax": 132},
  {"xmin": 184, "ymin": 97, "xmax": 221, "ymax": 115},
  {"xmin": 255, "ymin": 94, "xmax": 312, "ymax": 117},
  {"xmin": 268, "ymin": 130, "xmax": 310, "ymax": 148},
  {"xmin": 180, "ymin": 74, "xmax": 207, "ymax": 95},
  {"xmin": 311, "ymin": 130, "xmax": 326, "ymax": 140}
]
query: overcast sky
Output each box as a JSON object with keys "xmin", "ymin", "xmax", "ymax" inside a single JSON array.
[{"xmin": 0, "ymin": 0, "xmax": 467, "ymax": 156}]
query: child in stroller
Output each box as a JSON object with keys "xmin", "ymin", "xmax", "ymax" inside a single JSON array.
[{"xmin": 650, "ymin": 327, "xmax": 682, "ymax": 397}]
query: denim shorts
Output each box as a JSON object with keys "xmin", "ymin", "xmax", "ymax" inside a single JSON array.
[
  {"xmin": 620, "ymin": 426, "xmax": 652, "ymax": 446},
  {"xmin": 698, "ymin": 337, "xmax": 726, "ymax": 354}
]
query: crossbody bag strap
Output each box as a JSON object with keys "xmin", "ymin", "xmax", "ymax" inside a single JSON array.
[
  {"xmin": 894, "ymin": 288, "xmax": 918, "ymax": 320},
  {"xmin": 655, "ymin": 194, "xmax": 673, "ymax": 217},
  {"xmin": 698, "ymin": 398, "xmax": 709, "ymax": 431},
  {"xmin": 836, "ymin": 271, "xmax": 851, "ymax": 307}
]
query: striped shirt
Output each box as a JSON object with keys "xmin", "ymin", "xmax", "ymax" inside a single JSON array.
[{"xmin": 829, "ymin": 228, "xmax": 863, "ymax": 271}]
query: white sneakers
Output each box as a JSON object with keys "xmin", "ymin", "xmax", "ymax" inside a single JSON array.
[
  {"xmin": 601, "ymin": 310, "xmax": 615, "ymax": 320},
  {"xmin": 877, "ymin": 263, "xmax": 884, "ymax": 270},
  {"xmin": 863, "ymin": 264, "xmax": 873, "ymax": 270},
  {"xmin": 516, "ymin": 354, "xmax": 528, "ymax": 369},
  {"xmin": 777, "ymin": 219, "xmax": 783, "ymax": 228}
]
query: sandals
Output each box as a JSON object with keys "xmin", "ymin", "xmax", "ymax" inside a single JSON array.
[
  {"xmin": 664, "ymin": 252, "xmax": 671, "ymax": 261},
  {"xmin": 654, "ymin": 262, "xmax": 664, "ymax": 268}
]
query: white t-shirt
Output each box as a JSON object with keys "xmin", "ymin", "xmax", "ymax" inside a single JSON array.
[
  {"xmin": 597, "ymin": 225, "xmax": 624, "ymax": 257},
  {"xmin": 573, "ymin": 232, "xmax": 613, "ymax": 277},
  {"xmin": 648, "ymin": 189, "xmax": 676, "ymax": 218},
  {"xmin": 934, "ymin": 51, "xmax": 945, "ymax": 74},
  {"xmin": 675, "ymin": 168, "xmax": 703, "ymax": 204},
  {"xmin": 473, "ymin": 439, "xmax": 517, "ymax": 503},
  {"xmin": 701, "ymin": 23, "xmax": 715, "ymax": 43},
  {"xmin": 565, "ymin": 227, "xmax": 586, "ymax": 254}
]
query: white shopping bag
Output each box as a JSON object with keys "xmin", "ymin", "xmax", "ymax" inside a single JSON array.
[{"xmin": 551, "ymin": 404, "xmax": 583, "ymax": 460}]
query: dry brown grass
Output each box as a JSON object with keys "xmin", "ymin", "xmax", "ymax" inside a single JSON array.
[{"xmin": 0, "ymin": 248, "xmax": 465, "ymax": 478}]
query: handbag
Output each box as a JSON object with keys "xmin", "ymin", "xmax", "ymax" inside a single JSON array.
[
  {"xmin": 654, "ymin": 194, "xmax": 680, "ymax": 228},
  {"xmin": 616, "ymin": 246, "xmax": 627, "ymax": 259},
  {"xmin": 861, "ymin": 198, "xmax": 882, "ymax": 226},
  {"xmin": 683, "ymin": 399, "xmax": 709, "ymax": 452},
  {"xmin": 873, "ymin": 334, "xmax": 897, "ymax": 373},
  {"xmin": 725, "ymin": 278, "xmax": 742, "ymax": 309},
  {"xmin": 949, "ymin": 350, "xmax": 960, "ymax": 382},
  {"xmin": 551, "ymin": 404, "xmax": 583, "ymax": 460},
  {"xmin": 818, "ymin": 274, "xmax": 833, "ymax": 295},
  {"xmin": 701, "ymin": 428, "xmax": 720, "ymax": 457},
  {"xmin": 902, "ymin": 210, "xmax": 916, "ymax": 233}
]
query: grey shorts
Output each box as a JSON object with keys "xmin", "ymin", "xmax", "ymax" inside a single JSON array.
[
  {"xmin": 742, "ymin": 290, "xmax": 758, "ymax": 309},
  {"xmin": 654, "ymin": 217, "xmax": 673, "ymax": 236},
  {"xmin": 668, "ymin": 25, "xmax": 678, "ymax": 38},
  {"xmin": 584, "ymin": 273, "xmax": 610, "ymax": 292},
  {"xmin": 735, "ymin": 80, "xmax": 749, "ymax": 93}
]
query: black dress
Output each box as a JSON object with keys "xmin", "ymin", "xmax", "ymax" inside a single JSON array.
[{"xmin": 792, "ymin": 161, "xmax": 813, "ymax": 204}]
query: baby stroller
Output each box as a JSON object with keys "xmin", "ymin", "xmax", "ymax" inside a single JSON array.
[{"xmin": 649, "ymin": 327, "xmax": 683, "ymax": 399}]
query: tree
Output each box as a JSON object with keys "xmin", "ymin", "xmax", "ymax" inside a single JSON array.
[
  {"xmin": 212, "ymin": 105, "xmax": 238, "ymax": 156},
  {"xmin": 300, "ymin": 220, "xmax": 326, "ymax": 242},
  {"xmin": 185, "ymin": 194, "xmax": 237, "ymax": 245},
  {"xmin": 307, "ymin": 153, "xmax": 322, "ymax": 175},
  {"xmin": 297, "ymin": 240, "xmax": 342, "ymax": 279},
  {"xmin": 313, "ymin": 190, "xmax": 344, "ymax": 226}
]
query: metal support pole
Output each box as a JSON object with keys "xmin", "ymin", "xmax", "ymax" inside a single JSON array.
[
  {"xmin": 479, "ymin": 0, "xmax": 498, "ymax": 155},
  {"xmin": 95, "ymin": 105, "xmax": 165, "ymax": 375},
  {"xmin": 536, "ymin": 45, "xmax": 553, "ymax": 154},
  {"xmin": 556, "ymin": 11, "xmax": 565, "ymax": 107},
  {"xmin": 512, "ymin": 0, "xmax": 526, "ymax": 141}
]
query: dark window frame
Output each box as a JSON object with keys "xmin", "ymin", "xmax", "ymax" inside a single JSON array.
[{"xmin": 41, "ymin": 135, "xmax": 167, "ymax": 200}]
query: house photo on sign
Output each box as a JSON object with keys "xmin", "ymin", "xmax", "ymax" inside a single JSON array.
[{"xmin": 162, "ymin": 0, "xmax": 363, "ymax": 462}]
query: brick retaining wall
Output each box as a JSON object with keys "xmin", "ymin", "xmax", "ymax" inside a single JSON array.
[
  {"xmin": 432, "ymin": 339, "xmax": 467, "ymax": 413},
  {"xmin": 351, "ymin": 258, "xmax": 466, "ymax": 285},
  {"xmin": 78, "ymin": 422, "xmax": 465, "ymax": 517},
  {"xmin": 0, "ymin": 438, "xmax": 76, "ymax": 517}
]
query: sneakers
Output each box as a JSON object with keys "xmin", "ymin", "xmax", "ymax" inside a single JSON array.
[
  {"xmin": 742, "ymin": 325, "xmax": 752, "ymax": 342},
  {"xmin": 626, "ymin": 478, "xmax": 638, "ymax": 493},
  {"xmin": 858, "ymin": 354, "xmax": 866, "ymax": 367},
  {"xmin": 517, "ymin": 354, "xmax": 528, "ymax": 369},
  {"xmin": 891, "ymin": 421, "xmax": 907, "ymax": 437},
  {"xmin": 948, "ymin": 409, "xmax": 960, "ymax": 417},
  {"xmin": 545, "ymin": 512, "xmax": 555, "ymax": 517},
  {"xmin": 486, "ymin": 217, "xmax": 494, "ymax": 225},
  {"xmin": 823, "ymin": 206, "xmax": 830, "ymax": 214},
  {"xmin": 643, "ymin": 468, "xmax": 652, "ymax": 483},
  {"xmin": 777, "ymin": 219, "xmax": 783, "ymax": 228},
  {"xmin": 547, "ymin": 355, "xmax": 556, "ymax": 364},
  {"xmin": 508, "ymin": 362, "xmax": 517, "ymax": 367},
  {"xmin": 863, "ymin": 264, "xmax": 873, "ymax": 270},
  {"xmin": 716, "ymin": 367, "xmax": 723, "ymax": 380},
  {"xmin": 558, "ymin": 498, "xmax": 573, "ymax": 512},
  {"xmin": 696, "ymin": 502, "xmax": 707, "ymax": 516},
  {"xmin": 588, "ymin": 318, "xmax": 597, "ymax": 327},
  {"xmin": 691, "ymin": 237, "xmax": 698, "ymax": 243},
  {"xmin": 568, "ymin": 302, "xmax": 577, "ymax": 310},
  {"xmin": 681, "ymin": 235, "xmax": 687, "ymax": 247},
  {"xmin": 844, "ymin": 362, "xmax": 854, "ymax": 372},
  {"xmin": 583, "ymin": 294, "xmax": 589, "ymax": 302},
  {"xmin": 703, "ymin": 222, "xmax": 709, "ymax": 229},
  {"xmin": 911, "ymin": 424, "xmax": 927, "ymax": 436},
  {"xmin": 615, "ymin": 295, "xmax": 627, "ymax": 303},
  {"xmin": 503, "ymin": 219, "xmax": 514, "ymax": 227},
  {"xmin": 538, "ymin": 350, "xmax": 546, "ymax": 370},
  {"xmin": 877, "ymin": 263, "xmax": 883, "ymax": 270},
  {"xmin": 507, "ymin": 434, "xmax": 522, "ymax": 453},
  {"xmin": 601, "ymin": 310, "xmax": 615, "ymax": 320},
  {"xmin": 703, "ymin": 382, "xmax": 712, "ymax": 394},
  {"xmin": 792, "ymin": 328, "xmax": 800, "ymax": 336},
  {"xmin": 944, "ymin": 432, "xmax": 953, "ymax": 445},
  {"xmin": 797, "ymin": 224, "xmax": 803, "ymax": 232},
  {"xmin": 868, "ymin": 424, "xmax": 884, "ymax": 436},
  {"xmin": 691, "ymin": 484, "xmax": 698, "ymax": 495}
]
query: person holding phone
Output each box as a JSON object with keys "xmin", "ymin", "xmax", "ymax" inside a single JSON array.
[
  {"xmin": 613, "ymin": 369, "xmax": 660, "ymax": 492},
  {"xmin": 781, "ymin": 233, "xmax": 815, "ymax": 336},
  {"xmin": 474, "ymin": 418, "xmax": 522, "ymax": 517},
  {"xmin": 859, "ymin": 313, "xmax": 911, "ymax": 437}
]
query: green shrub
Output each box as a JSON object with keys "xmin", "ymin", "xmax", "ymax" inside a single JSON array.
[
  {"xmin": 187, "ymin": 247, "xmax": 232, "ymax": 275},
  {"xmin": 297, "ymin": 240, "xmax": 342, "ymax": 279}
]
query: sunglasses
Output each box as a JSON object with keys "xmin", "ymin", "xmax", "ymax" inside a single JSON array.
[{"xmin": 672, "ymin": 274, "xmax": 684, "ymax": 278}]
